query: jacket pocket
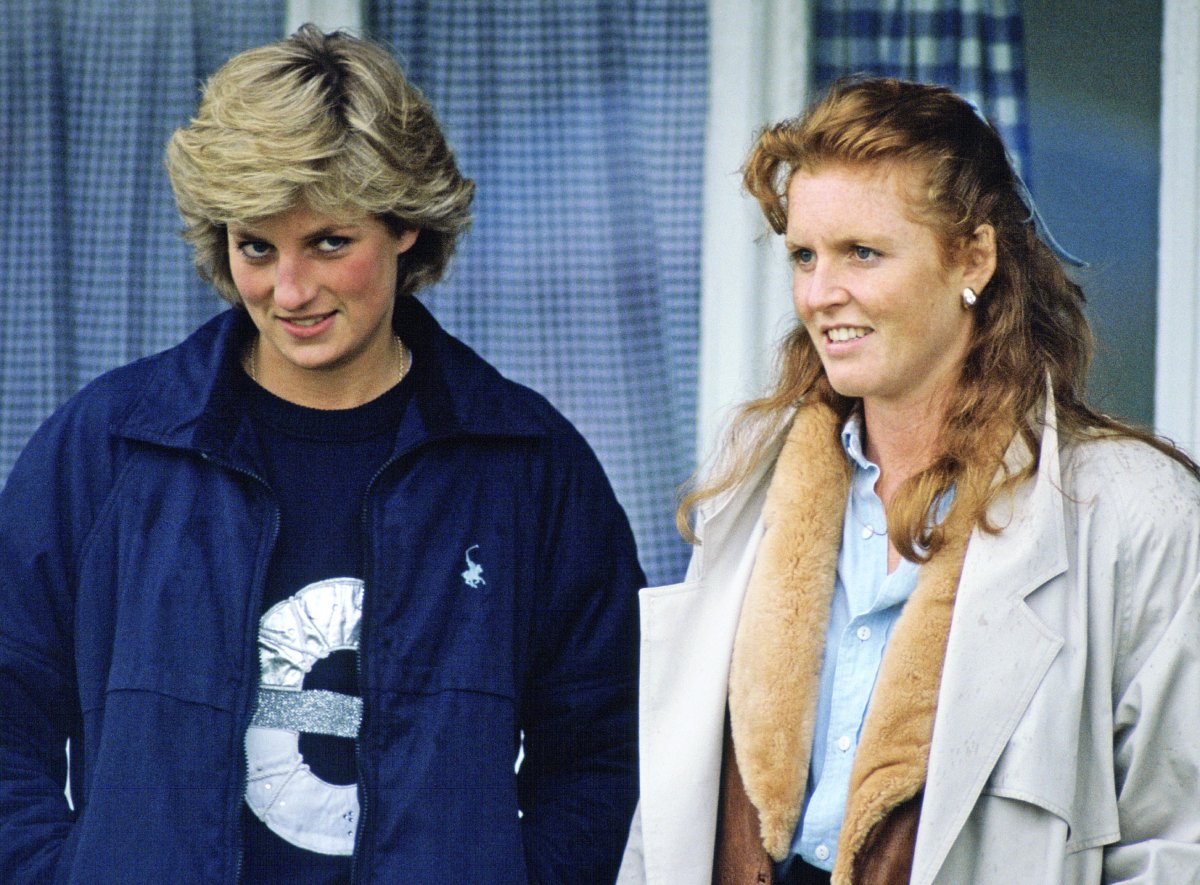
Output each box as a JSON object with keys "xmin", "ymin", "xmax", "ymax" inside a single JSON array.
[
  {"xmin": 982, "ymin": 695, "xmax": 1119, "ymax": 854},
  {"xmin": 936, "ymin": 794, "xmax": 1104, "ymax": 885}
]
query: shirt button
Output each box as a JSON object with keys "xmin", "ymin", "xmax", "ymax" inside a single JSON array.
[
  {"xmin": 814, "ymin": 844, "xmax": 830, "ymax": 861},
  {"xmin": 856, "ymin": 625, "xmax": 872, "ymax": 641},
  {"xmin": 837, "ymin": 735, "xmax": 852, "ymax": 752}
]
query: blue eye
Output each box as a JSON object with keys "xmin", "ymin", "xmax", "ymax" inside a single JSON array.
[
  {"xmin": 853, "ymin": 245, "xmax": 877, "ymax": 260},
  {"xmin": 238, "ymin": 240, "xmax": 272, "ymax": 260},
  {"xmin": 316, "ymin": 236, "xmax": 351, "ymax": 253},
  {"xmin": 791, "ymin": 247, "xmax": 815, "ymax": 266}
]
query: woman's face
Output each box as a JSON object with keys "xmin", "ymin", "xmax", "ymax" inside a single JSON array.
[
  {"xmin": 786, "ymin": 163, "xmax": 994, "ymax": 419},
  {"xmin": 227, "ymin": 203, "xmax": 418, "ymax": 407}
]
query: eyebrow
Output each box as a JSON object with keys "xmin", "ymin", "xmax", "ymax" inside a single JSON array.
[
  {"xmin": 229, "ymin": 223, "xmax": 359, "ymax": 241},
  {"xmin": 302, "ymin": 226, "xmax": 355, "ymax": 241},
  {"xmin": 783, "ymin": 236, "xmax": 857, "ymax": 251},
  {"xmin": 785, "ymin": 234, "xmax": 894, "ymax": 251}
]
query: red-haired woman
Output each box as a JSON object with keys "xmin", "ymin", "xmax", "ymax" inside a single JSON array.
[{"xmin": 620, "ymin": 77, "xmax": 1200, "ymax": 885}]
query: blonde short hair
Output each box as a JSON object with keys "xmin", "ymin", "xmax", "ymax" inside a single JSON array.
[{"xmin": 165, "ymin": 24, "xmax": 474, "ymax": 305}]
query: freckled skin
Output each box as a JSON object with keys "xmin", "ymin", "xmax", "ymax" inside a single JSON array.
[{"xmin": 786, "ymin": 164, "xmax": 989, "ymax": 419}]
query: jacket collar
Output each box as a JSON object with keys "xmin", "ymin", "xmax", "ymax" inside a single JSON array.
[
  {"xmin": 724, "ymin": 402, "xmax": 850, "ymax": 859},
  {"xmin": 724, "ymin": 399, "xmax": 980, "ymax": 877},
  {"xmin": 114, "ymin": 296, "xmax": 549, "ymax": 469}
]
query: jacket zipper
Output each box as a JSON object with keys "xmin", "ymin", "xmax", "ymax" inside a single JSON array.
[
  {"xmin": 348, "ymin": 455, "xmax": 394, "ymax": 884},
  {"xmin": 349, "ymin": 446, "xmax": 423, "ymax": 884},
  {"xmin": 199, "ymin": 452, "xmax": 281, "ymax": 885}
]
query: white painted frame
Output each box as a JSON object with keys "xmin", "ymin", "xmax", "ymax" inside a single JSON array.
[
  {"xmin": 1156, "ymin": 0, "xmax": 1200, "ymax": 457},
  {"xmin": 697, "ymin": 0, "xmax": 810, "ymax": 464},
  {"xmin": 285, "ymin": 0, "xmax": 362, "ymax": 36}
]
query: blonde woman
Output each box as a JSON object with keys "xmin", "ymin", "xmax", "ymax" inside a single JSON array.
[
  {"xmin": 621, "ymin": 78, "xmax": 1200, "ymax": 884},
  {"xmin": 0, "ymin": 27, "xmax": 641, "ymax": 884}
]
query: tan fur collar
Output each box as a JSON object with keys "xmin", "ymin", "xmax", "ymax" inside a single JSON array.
[
  {"xmin": 727, "ymin": 402, "xmax": 849, "ymax": 859},
  {"xmin": 726, "ymin": 400, "xmax": 975, "ymax": 882}
]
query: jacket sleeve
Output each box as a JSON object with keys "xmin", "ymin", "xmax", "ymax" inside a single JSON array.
[
  {"xmin": 1102, "ymin": 453, "xmax": 1200, "ymax": 881},
  {"xmin": 0, "ymin": 401, "xmax": 114, "ymax": 884},
  {"xmin": 517, "ymin": 427, "xmax": 643, "ymax": 885}
]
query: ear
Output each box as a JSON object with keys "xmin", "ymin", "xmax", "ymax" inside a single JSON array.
[
  {"xmin": 962, "ymin": 223, "xmax": 997, "ymax": 292},
  {"xmin": 395, "ymin": 228, "xmax": 420, "ymax": 255}
]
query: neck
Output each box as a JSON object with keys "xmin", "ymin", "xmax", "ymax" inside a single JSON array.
[
  {"xmin": 247, "ymin": 334, "xmax": 410, "ymax": 410},
  {"xmin": 861, "ymin": 396, "xmax": 948, "ymax": 509}
]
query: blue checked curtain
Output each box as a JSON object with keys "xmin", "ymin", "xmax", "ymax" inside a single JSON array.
[
  {"xmin": 369, "ymin": 2, "xmax": 706, "ymax": 584},
  {"xmin": 0, "ymin": 2, "xmax": 283, "ymax": 477},
  {"xmin": 813, "ymin": 0, "xmax": 1030, "ymax": 173}
]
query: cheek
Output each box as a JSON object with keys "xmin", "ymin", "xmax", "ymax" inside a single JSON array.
[
  {"xmin": 229, "ymin": 265, "xmax": 267, "ymax": 304},
  {"xmin": 791, "ymin": 274, "xmax": 811, "ymax": 318},
  {"xmin": 343, "ymin": 251, "xmax": 397, "ymax": 295}
]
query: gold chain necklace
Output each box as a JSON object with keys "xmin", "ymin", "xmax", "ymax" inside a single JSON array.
[{"xmin": 245, "ymin": 334, "xmax": 411, "ymax": 388}]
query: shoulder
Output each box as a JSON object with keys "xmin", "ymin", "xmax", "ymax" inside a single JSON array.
[
  {"xmin": 8, "ymin": 314, "xmax": 230, "ymax": 489},
  {"xmin": 430, "ymin": 326, "xmax": 600, "ymax": 459},
  {"xmin": 0, "ymin": 353, "xmax": 169, "ymax": 550},
  {"xmin": 1059, "ymin": 436, "xmax": 1200, "ymax": 676},
  {"xmin": 1058, "ymin": 435, "xmax": 1200, "ymax": 574},
  {"xmin": 426, "ymin": 338, "xmax": 640, "ymax": 576},
  {"xmin": 1060, "ymin": 434, "xmax": 1200, "ymax": 529},
  {"xmin": 39, "ymin": 321, "xmax": 221, "ymax": 443},
  {"xmin": 400, "ymin": 295, "xmax": 579, "ymax": 443},
  {"xmin": 693, "ymin": 409, "xmax": 799, "ymax": 534},
  {"xmin": 19, "ymin": 357, "xmax": 158, "ymax": 465}
]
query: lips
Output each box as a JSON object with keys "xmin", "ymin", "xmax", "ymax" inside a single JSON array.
[
  {"xmin": 278, "ymin": 312, "xmax": 336, "ymax": 338},
  {"xmin": 825, "ymin": 325, "xmax": 872, "ymax": 343}
]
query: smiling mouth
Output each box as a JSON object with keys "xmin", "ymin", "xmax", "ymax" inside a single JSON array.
[
  {"xmin": 282, "ymin": 313, "xmax": 335, "ymax": 328},
  {"xmin": 826, "ymin": 326, "xmax": 872, "ymax": 342}
]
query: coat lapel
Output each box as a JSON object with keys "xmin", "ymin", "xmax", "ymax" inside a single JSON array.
[
  {"xmin": 912, "ymin": 408, "xmax": 1069, "ymax": 885},
  {"xmin": 637, "ymin": 434, "xmax": 784, "ymax": 884}
]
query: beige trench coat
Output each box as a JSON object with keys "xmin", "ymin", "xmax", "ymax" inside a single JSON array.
[{"xmin": 619, "ymin": 404, "xmax": 1200, "ymax": 884}]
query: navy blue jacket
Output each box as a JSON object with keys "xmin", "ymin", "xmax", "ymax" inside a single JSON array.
[{"xmin": 0, "ymin": 297, "xmax": 642, "ymax": 884}]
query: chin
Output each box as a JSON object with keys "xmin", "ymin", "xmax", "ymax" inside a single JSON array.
[{"xmin": 824, "ymin": 376, "xmax": 870, "ymax": 400}]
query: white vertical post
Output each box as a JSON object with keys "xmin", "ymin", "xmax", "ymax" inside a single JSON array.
[
  {"xmin": 1156, "ymin": 0, "xmax": 1200, "ymax": 457},
  {"xmin": 285, "ymin": 0, "xmax": 363, "ymax": 36},
  {"xmin": 697, "ymin": 0, "xmax": 810, "ymax": 465}
]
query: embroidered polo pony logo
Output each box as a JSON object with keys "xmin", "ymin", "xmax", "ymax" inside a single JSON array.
[{"xmin": 461, "ymin": 545, "xmax": 486, "ymax": 588}]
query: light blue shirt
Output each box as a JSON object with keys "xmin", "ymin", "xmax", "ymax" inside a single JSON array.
[{"xmin": 786, "ymin": 412, "xmax": 922, "ymax": 872}]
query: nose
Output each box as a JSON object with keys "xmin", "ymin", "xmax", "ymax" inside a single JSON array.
[
  {"xmin": 793, "ymin": 258, "xmax": 849, "ymax": 318},
  {"xmin": 272, "ymin": 253, "xmax": 317, "ymax": 310}
]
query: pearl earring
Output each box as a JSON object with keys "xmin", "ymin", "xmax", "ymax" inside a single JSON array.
[{"xmin": 961, "ymin": 286, "xmax": 978, "ymax": 309}]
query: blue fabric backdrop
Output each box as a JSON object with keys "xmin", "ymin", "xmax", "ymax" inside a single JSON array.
[
  {"xmin": 813, "ymin": 0, "xmax": 1031, "ymax": 173},
  {"xmin": 0, "ymin": 1, "xmax": 282, "ymax": 482}
]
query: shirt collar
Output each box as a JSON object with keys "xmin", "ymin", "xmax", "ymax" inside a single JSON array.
[
  {"xmin": 840, "ymin": 409, "xmax": 876, "ymax": 475},
  {"xmin": 839, "ymin": 408, "xmax": 956, "ymax": 543}
]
